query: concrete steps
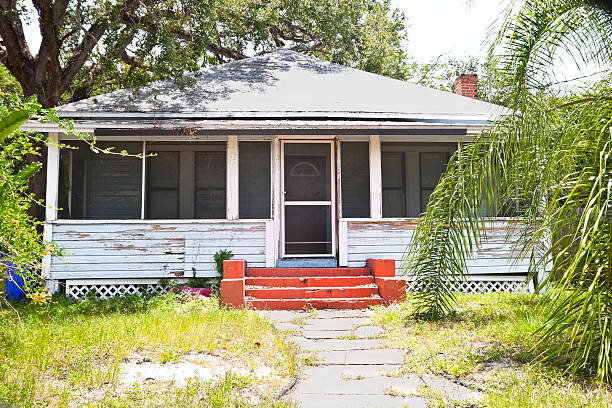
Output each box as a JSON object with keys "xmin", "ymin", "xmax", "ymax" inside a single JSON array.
[
  {"xmin": 247, "ymin": 297, "xmax": 384, "ymax": 310},
  {"xmin": 245, "ymin": 267, "xmax": 384, "ymax": 310}
]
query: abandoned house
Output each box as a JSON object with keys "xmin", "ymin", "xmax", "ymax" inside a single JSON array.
[{"xmin": 25, "ymin": 50, "xmax": 531, "ymax": 308}]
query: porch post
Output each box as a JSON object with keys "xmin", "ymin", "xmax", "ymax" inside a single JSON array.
[
  {"xmin": 226, "ymin": 135, "xmax": 239, "ymax": 220},
  {"xmin": 369, "ymin": 134, "xmax": 382, "ymax": 219},
  {"xmin": 43, "ymin": 132, "xmax": 60, "ymax": 287},
  {"xmin": 45, "ymin": 132, "xmax": 60, "ymax": 222}
]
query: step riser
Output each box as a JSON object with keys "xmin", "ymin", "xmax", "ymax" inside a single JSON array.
[
  {"xmin": 247, "ymin": 298, "xmax": 384, "ymax": 310},
  {"xmin": 246, "ymin": 268, "xmax": 370, "ymax": 277},
  {"xmin": 246, "ymin": 287, "xmax": 379, "ymax": 299},
  {"xmin": 245, "ymin": 276, "xmax": 374, "ymax": 287}
]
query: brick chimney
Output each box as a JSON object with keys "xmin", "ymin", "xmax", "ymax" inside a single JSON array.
[{"xmin": 454, "ymin": 74, "xmax": 478, "ymax": 98}]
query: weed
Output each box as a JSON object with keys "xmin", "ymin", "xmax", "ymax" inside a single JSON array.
[{"xmin": 0, "ymin": 293, "xmax": 297, "ymax": 407}]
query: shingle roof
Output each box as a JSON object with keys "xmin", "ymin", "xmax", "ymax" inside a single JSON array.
[{"xmin": 58, "ymin": 50, "xmax": 505, "ymax": 122}]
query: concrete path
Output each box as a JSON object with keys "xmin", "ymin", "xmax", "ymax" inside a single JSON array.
[{"xmin": 260, "ymin": 309, "xmax": 481, "ymax": 408}]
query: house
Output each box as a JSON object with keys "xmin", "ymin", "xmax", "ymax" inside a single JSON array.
[{"xmin": 26, "ymin": 50, "xmax": 532, "ymax": 308}]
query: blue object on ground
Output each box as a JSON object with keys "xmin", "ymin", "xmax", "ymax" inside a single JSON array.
[{"xmin": 1, "ymin": 254, "xmax": 27, "ymax": 302}]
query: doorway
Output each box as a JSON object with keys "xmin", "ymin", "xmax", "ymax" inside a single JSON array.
[{"xmin": 281, "ymin": 141, "xmax": 336, "ymax": 258}]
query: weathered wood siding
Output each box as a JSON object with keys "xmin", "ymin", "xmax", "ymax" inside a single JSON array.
[
  {"xmin": 341, "ymin": 219, "xmax": 530, "ymax": 281},
  {"xmin": 50, "ymin": 221, "xmax": 268, "ymax": 279}
]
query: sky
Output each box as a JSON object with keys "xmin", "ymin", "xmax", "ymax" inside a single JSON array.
[
  {"xmin": 392, "ymin": 0, "xmax": 502, "ymax": 62},
  {"xmin": 393, "ymin": 0, "xmax": 607, "ymax": 86}
]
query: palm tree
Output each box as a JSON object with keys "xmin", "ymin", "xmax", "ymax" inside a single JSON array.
[{"xmin": 406, "ymin": 0, "xmax": 612, "ymax": 381}]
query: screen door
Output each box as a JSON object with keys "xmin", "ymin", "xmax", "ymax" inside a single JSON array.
[{"xmin": 281, "ymin": 141, "xmax": 335, "ymax": 257}]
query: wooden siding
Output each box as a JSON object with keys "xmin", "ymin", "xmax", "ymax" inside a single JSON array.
[
  {"xmin": 342, "ymin": 219, "xmax": 531, "ymax": 280},
  {"xmin": 50, "ymin": 221, "xmax": 269, "ymax": 279}
]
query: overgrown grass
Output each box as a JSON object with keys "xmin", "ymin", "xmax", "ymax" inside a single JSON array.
[
  {"xmin": 371, "ymin": 293, "xmax": 612, "ymax": 407},
  {"xmin": 0, "ymin": 293, "xmax": 298, "ymax": 407}
]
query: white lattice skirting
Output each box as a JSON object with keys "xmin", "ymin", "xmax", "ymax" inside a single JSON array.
[
  {"xmin": 406, "ymin": 279, "xmax": 530, "ymax": 293},
  {"xmin": 65, "ymin": 277, "xmax": 530, "ymax": 300},
  {"xmin": 66, "ymin": 279, "xmax": 169, "ymax": 300}
]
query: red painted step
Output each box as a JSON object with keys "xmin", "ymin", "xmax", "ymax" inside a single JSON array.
[
  {"xmin": 246, "ymin": 268, "xmax": 370, "ymax": 277},
  {"xmin": 246, "ymin": 297, "xmax": 384, "ymax": 310},
  {"xmin": 246, "ymin": 285, "xmax": 379, "ymax": 299},
  {"xmin": 245, "ymin": 276, "xmax": 374, "ymax": 288}
]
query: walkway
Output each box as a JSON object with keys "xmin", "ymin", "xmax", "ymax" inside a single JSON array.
[{"xmin": 260, "ymin": 309, "xmax": 480, "ymax": 408}]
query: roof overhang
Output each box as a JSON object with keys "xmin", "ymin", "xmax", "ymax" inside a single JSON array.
[{"xmin": 21, "ymin": 118, "xmax": 490, "ymax": 142}]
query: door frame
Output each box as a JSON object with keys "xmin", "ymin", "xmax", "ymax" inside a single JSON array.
[{"xmin": 280, "ymin": 139, "xmax": 337, "ymax": 258}]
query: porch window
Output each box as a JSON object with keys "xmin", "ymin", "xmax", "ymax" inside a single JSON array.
[
  {"xmin": 58, "ymin": 142, "xmax": 142, "ymax": 219},
  {"xmin": 381, "ymin": 143, "xmax": 454, "ymax": 218},
  {"xmin": 239, "ymin": 142, "xmax": 271, "ymax": 219},
  {"xmin": 340, "ymin": 142, "xmax": 370, "ymax": 218},
  {"xmin": 146, "ymin": 143, "xmax": 226, "ymax": 219}
]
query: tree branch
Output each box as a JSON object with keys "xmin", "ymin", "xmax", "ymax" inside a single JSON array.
[
  {"xmin": 59, "ymin": 22, "xmax": 107, "ymax": 95},
  {"xmin": 0, "ymin": 0, "xmax": 37, "ymax": 95}
]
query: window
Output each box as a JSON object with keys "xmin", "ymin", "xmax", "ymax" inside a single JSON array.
[
  {"xmin": 239, "ymin": 142, "xmax": 271, "ymax": 219},
  {"xmin": 381, "ymin": 143, "xmax": 454, "ymax": 218},
  {"xmin": 58, "ymin": 142, "xmax": 142, "ymax": 219},
  {"xmin": 146, "ymin": 143, "xmax": 226, "ymax": 219},
  {"xmin": 194, "ymin": 151, "xmax": 226, "ymax": 219},
  {"xmin": 340, "ymin": 142, "xmax": 370, "ymax": 218},
  {"xmin": 147, "ymin": 151, "xmax": 179, "ymax": 219}
]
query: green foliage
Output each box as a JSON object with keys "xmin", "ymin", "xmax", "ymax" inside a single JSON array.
[
  {"xmin": 9, "ymin": 0, "xmax": 409, "ymax": 105},
  {"xmin": 0, "ymin": 65, "xmax": 22, "ymax": 105},
  {"xmin": 406, "ymin": 56, "xmax": 513, "ymax": 106},
  {"xmin": 214, "ymin": 249, "xmax": 234, "ymax": 278},
  {"xmin": 0, "ymin": 103, "xmax": 47, "ymax": 291},
  {"xmin": 405, "ymin": 0, "xmax": 612, "ymax": 382},
  {"xmin": 372, "ymin": 294, "xmax": 612, "ymax": 407}
]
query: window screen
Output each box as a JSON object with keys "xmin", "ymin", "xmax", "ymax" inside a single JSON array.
[
  {"xmin": 147, "ymin": 151, "xmax": 179, "ymax": 219},
  {"xmin": 340, "ymin": 142, "xmax": 370, "ymax": 218},
  {"xmin": 381, "ymin": 152, "xmax": 406, "ymax": 217},
  {"xmin": 381, "ymin": 143, "xmax": 455, "ymax": 219},
  {"xmin": 419, "ymin": 152, "xmax": 450, "ymax": 213},
  {"xmin": 58, "ymin": 142, "xmax": 142, "ymax": 219},
  {"xmin": 195, "ymin": 151, "xmax": 226, "ymax": 219},
  {"xmin": 239, "ymin": 142, "xmax": 271, "ymax": 219}
]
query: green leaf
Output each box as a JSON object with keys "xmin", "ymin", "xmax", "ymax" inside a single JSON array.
[
  {"xmin": 0, "ymin": 109, "xmax": 32, "ymax": 144},
  {"xmin": 14, "ymin": 162, "xmax": 42, "ymax": 185}
]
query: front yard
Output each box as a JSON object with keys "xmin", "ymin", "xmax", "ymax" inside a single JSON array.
[
  {"xmin": 1, "ymin": 292, "xmax": 611, "ymax": 407},
  {"xmin": 371, "ymin": 293, "xmax": 612, "ymax": 407},
  {"xmin": 0, "ymin": 294, "xmax": 298, "ymax": 407}
]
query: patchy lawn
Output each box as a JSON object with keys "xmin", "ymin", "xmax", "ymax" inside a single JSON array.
[
  {"xmin": 0, "ymin": 294, "xmax": 298, "ymax": 408},
  {"xmin": 371, "ymin": 293, "xmax": 612, "ymax": 408}
]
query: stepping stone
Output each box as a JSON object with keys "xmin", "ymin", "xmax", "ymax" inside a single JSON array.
[
  {"xmin": 304, "ymin": 317, "xmax": 371, "ymax": 331},
  {"xmin": 294, "ymin": 372, "xmax": 424, "ymax": 395},
  {"xmin": 318, "ymin": 349, "xmax": 405, "ymax": 365},
  {"xmin": 314, "ymin": 309, "xmax": 373, "ymax": 319},
  {"xmin": 300, "ymin": 364, "xmax": 403, "ymax": 379},
  {"xmin": 352, "ymin": 325, "xmax": 384, "ymax": 338},
  {"xmin": 291, "ymin": 338, "xmax": 384, "ymax": 351},
  {"xmin": 287, "ymin": 393, "xmax": 427, "ymax": 408},
  {"xmin": 302, "ymin": 329, "xmax": 353, "ymax": 339}
]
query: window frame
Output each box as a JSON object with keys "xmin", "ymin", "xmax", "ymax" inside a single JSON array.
[
  {"xmin": 381, "ymin": 143, "xmax": 456, "ymax": 218},
  {"xmin": 145, "ymin": 143, "xmax": 226, "ymax": 220}
]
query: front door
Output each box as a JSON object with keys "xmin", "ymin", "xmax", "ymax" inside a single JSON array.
[{"xmin": 281, "ymin": 141, "xmax": 336, "ymax": 257}]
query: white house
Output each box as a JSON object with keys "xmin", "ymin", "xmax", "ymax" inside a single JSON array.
[{"xmin": 25, "ymin": 51, "xmax": 530, "ymax": 307}]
